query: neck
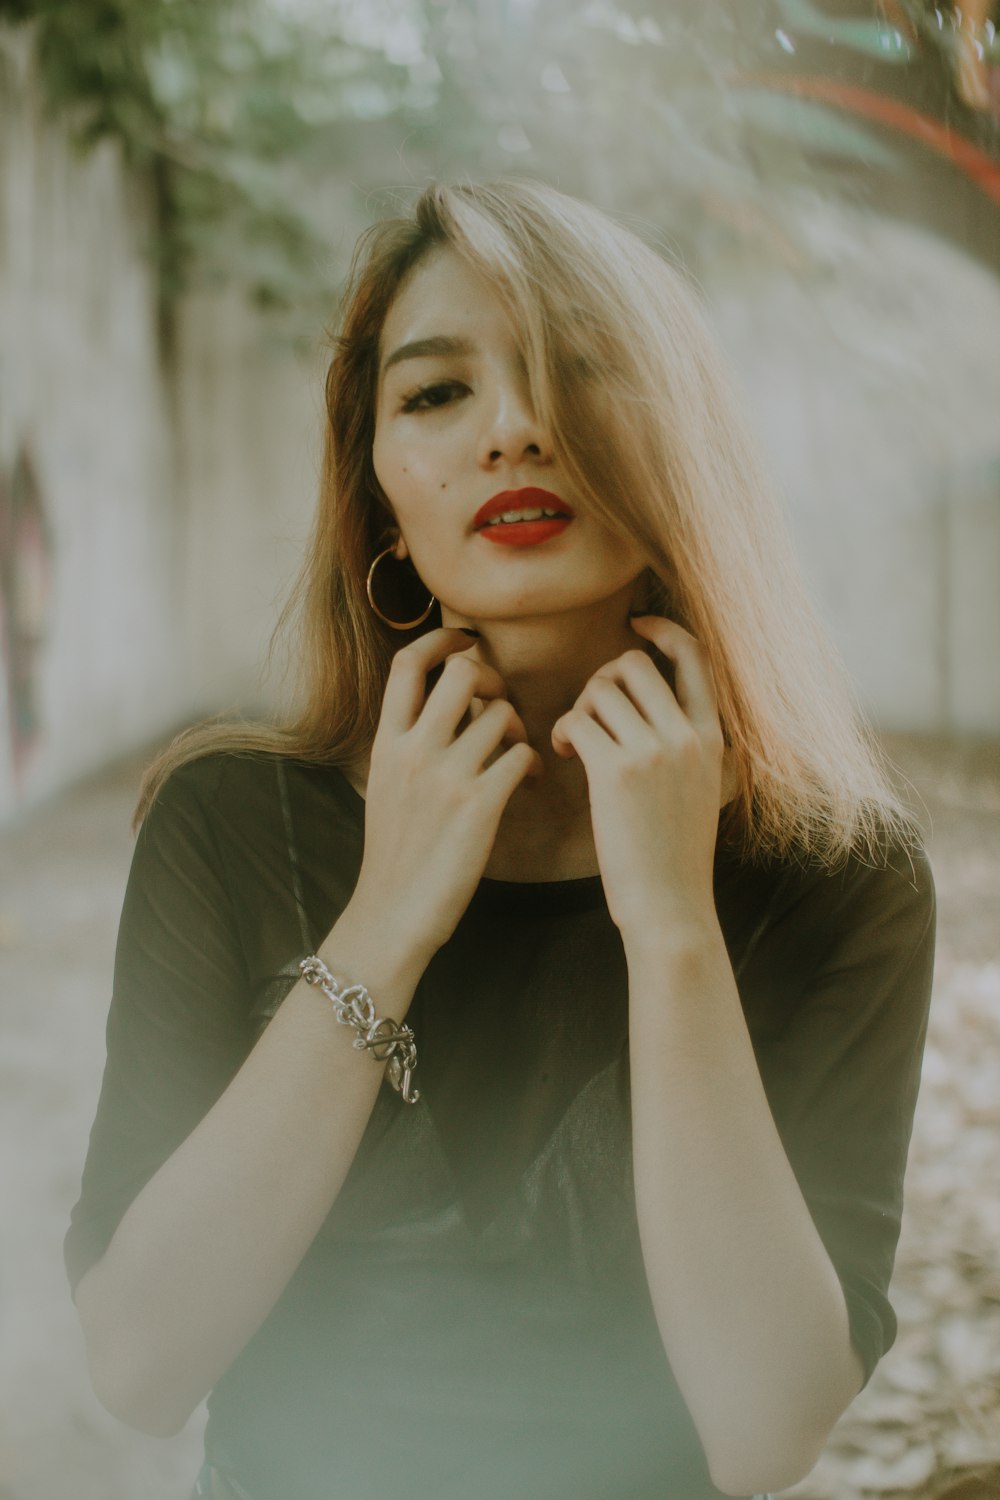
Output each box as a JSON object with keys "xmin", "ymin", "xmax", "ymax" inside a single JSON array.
[{"xmin": 441, "ymin": 582, "xmax": 653, "ymax": 816}]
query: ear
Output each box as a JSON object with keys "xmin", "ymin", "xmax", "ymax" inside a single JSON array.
[{"xmin": 393, "ymin": 531, "xmax": 410, "ymax": 562}]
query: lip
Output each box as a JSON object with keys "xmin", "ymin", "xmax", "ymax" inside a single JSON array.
[{"xmin": 472, "ymin": 487, "xmax": 576, "ymax": 531}]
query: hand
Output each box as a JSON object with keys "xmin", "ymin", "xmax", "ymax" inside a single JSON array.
[
  {"xmin": 550, "ymin": 615, "xmax": 734, "ymax": 938},
  {"xmin": 348, "ymin": 628, "xmax": 543, "ymax": 961}
]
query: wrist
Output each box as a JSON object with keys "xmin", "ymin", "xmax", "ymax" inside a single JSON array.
[
  {"xmin": 300, "ymin": 954, "xmax": 420, "ymax": 1104},
  {"xmin": 318, "ymin": 904, "xmax": 434, "ymax": 1014},
  {"xmin": 619, "ymin": 906, "xmax": 724, "ymax": 973}
]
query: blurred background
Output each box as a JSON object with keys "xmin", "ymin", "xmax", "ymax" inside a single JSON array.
[{"xmin": 0, "ymin": 2, "xmax": 998, "ymax": 1497}]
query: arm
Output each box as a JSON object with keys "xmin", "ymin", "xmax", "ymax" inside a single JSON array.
[
  {"xmin": 625, "ymin": 916, "xmax": 864, "ymax": 1497},
  {"xmin": 75, "ymin": 906, "xmax": 431, "ymax": 1438},
  {"xmin": 70, "ymin": 632, "xmax": 540, "ymax": 1438},
  {"xmin": 623, "ymin": 834, "xmax": 935, "ymax": 1495},
  {"xmin": 551, "ymin": 615, "xmax": 934, "ymax": 1495}
]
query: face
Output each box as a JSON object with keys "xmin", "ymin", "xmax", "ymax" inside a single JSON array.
[{"xmin": 371, "ymin": 247, "xmax": 651, "ymax": 627}]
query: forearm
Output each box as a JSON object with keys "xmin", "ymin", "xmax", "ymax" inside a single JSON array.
[
  {"xmin": 624, "ymin": 918, "xmax": 864, "ymax": 1496},
  {"xmin": 74, "ymin": 905, "xmax": 433, "ymax": 1437}
]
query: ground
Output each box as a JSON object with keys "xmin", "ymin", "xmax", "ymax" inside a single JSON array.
[
  {"xmin": 786, "ymin": 735, "xmax": 1000, "ymax": 1500},
  {"xmin": 0, "ymin": 733, "xmax": 997, "ymax": 1500}
]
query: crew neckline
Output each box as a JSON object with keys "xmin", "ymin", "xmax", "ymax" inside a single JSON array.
[{"xmin": 473, "ymin": 870, "xmax": 607, "ymax": 914}]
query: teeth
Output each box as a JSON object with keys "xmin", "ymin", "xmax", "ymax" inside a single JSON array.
[{"xmin": 484, "ymin": 508, "xmax": 567, "ymax": 526}]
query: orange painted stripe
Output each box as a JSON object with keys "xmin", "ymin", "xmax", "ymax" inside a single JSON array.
[
  {"xmin": 731, "ymin": 70, "xmax": 1000, "ymax": 206},
  {"xmin": 880, "ymin": 0, "xmax": 919, "ymax": 42}
]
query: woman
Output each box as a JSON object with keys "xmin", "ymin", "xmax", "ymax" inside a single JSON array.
[{"xmin": 65, "ymin": 180, "xmax": 935, "ymax": 1500}]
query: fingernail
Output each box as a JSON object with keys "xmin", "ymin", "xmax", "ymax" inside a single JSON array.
[{"xmin": 459, "ymin": 627, "xmax": 480, "ymax": 637}]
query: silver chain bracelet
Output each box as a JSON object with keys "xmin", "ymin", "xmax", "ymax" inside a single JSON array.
[{"xmin": 299, "ymin": 954, "xmax": 420, "ymax": 1104}]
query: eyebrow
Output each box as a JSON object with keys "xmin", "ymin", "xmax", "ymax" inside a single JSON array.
[{"xmin": 381, "ymin": 334, "xmax": 476, "ymax": 376}]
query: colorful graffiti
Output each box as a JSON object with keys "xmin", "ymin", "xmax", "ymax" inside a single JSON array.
[{"xmin": 723, "ymin": 0, "xmax": 1000, "ymax": 269}]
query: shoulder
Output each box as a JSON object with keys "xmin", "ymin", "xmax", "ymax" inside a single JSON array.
[
  {"xmin": 150, "ymin": 749, "xmax": 281, "ymax": 805},
  {"xmin": 137, "ymin": 751, "xmax": 361, "ymax": 894},
  {"xmin": 133, "ymin": 754, "xmax": 286, "ymax": 882},
  {"xmin": 719, "ymin": 821, "xmax": 934, "ymax": 948},
  {"xmin": 783, "ymin": 828, "xmax": 935, "ymax": 957},
  {"xmin": 142, "ymin": 750, "xmax": 338, "ymax": 830},
  {"xmin": 767, "ymin": 827, "xmax": 936, "ymax": 1043},
  {"xmin": 720, "ymin": 823, "xmax": 935, "ymax": 1039}
]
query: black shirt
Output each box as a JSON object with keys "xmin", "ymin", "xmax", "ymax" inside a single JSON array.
[{"xmin": 65, "ymin": 753, "xmax": 936, "ymax": 1500}]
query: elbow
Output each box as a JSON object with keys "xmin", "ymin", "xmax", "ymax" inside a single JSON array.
[
  {"xmin": 74, "ymin": 1269, "xmax": 199, "ymax": 1438},
  {"xmin": 706, "ymin": 1432, "xmax": 825, "ymax": 1497},
  {"xmin": 701, "ymin": 1336, "xmax": 863, "ymax": 1493},
  {"xmin": 100, "ymin": 1394, "xmax": 191, "ymax": 1440},
  {"xmin": 701, "ymin": 1397, "xmax": 832, "ymax": 1496},
  {"xmin": 704, "ymin": 1410, "xmax": 827, "ymax": 1494},
  {"xmin": 84, "ymin": 1342, "xmax": 198, "ymax": 1438}
]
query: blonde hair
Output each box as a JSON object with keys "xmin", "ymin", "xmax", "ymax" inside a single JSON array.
[{"xmin": 137, "ymin": 177, "xmax": 920, "ymax": 868}]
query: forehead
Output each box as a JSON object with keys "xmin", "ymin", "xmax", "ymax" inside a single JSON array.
[{"xmin": 380, "ymin": 248, "xmax": 514, "ymax": 362}]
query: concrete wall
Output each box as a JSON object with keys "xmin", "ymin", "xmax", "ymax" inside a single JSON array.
[
  {"xmin": 172, "ymin": 289, "xmax": 322, "ymax": 719},
  {"xmin": 0, "ymin": 30, "xmax": 321, "ymax": 825},
  {"xmin": 705, "ymin": 195, "xmax": 1000, "ymax": 737},
  {"xmin": 0, "ymin": 30, "xmax": 180, "ymax": 823}
]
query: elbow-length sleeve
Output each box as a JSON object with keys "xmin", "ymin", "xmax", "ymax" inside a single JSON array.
[
  {"xmin": 64, "ymin": 760, "xmax": 253, "ymax": 1297},
  {"xmin": 750, "ymin": 833, "xmax": 937, "ymax": 1386}
]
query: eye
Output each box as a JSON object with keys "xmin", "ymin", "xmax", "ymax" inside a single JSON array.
[{"xmin": 400, "ymin": 381, "xmax": 467, "ymax": 414}]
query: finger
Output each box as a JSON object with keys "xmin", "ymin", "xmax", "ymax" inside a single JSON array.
[
  {"xmin": 551, "ymin": 704, "xmax": 616, "ymax": 763},
  {"xmin": 418, "ymin": 654, "xmax": 511, "ymax": 744},
  {"xmin": 573, "ymin": 675, "xmax": 659, "ymax": 747},
  {"xmin": 449, "ymin": 696, "xmax": 540, "ymax": 773},
  {"xmin": 479, "ymin": 738, "xmax": 545, "ymax": 801},
  {"xmin": 381, "ymin": 630, "xmax": 503, "ymax": 734},
  {"xmin": 590, "ymin": 651, "xmax": 685, "ymax": 741},
  {"xmin": 628, "ymin": 616, "xmax": 720, "ymax": 733}
]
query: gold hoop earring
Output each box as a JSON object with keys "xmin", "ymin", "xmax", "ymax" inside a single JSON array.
[{"xmin": 365, "ymin": 545, "xmax": 437, "ymax": 630}]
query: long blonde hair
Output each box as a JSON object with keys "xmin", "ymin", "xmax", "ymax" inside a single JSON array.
[{"xmin": 138, "ymin": 177, "xmax": 920, "ymax": 867}]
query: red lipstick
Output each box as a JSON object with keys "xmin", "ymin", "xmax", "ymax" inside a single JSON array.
[{"xmin": 473, "ymin": 488, "xmax": 575, "ymax": 547}]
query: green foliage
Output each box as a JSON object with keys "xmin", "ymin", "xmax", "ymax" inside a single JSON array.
[
  {"xmin": 2, "ymin": 0, "xmax": 420, "ymax": 311},
  {"xmin": 0, "ymin": 0, "xmax": 40, "ymax": 23},
  {"xmin": 3, "ymin": 0, "xmax": 880, "ymax": 316}
]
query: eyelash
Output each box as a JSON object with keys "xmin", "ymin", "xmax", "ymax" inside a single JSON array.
[{"xmin": 400, "ymin": 381, "xmax": 466, "ymax": 413}]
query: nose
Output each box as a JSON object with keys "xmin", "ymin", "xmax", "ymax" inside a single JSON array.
[{"xmin": 479, "ymin": 372, "xmax": 552, "ymax": 469}]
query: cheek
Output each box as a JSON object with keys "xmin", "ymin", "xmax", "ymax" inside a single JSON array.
[
  {"xmin": 370, "ymin": 429, "xmax": 398, "ymax": 494},
  {"xmin": 591, "ymin": 525, "xmax": 642, "ymax": 573},
  {"xmin": 373, "ymin": 422, "xmax": 419, "ymax": 487},
  {"xmin": 374, "ymin": 446, "xmax": 444, "ymax": 518}
]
